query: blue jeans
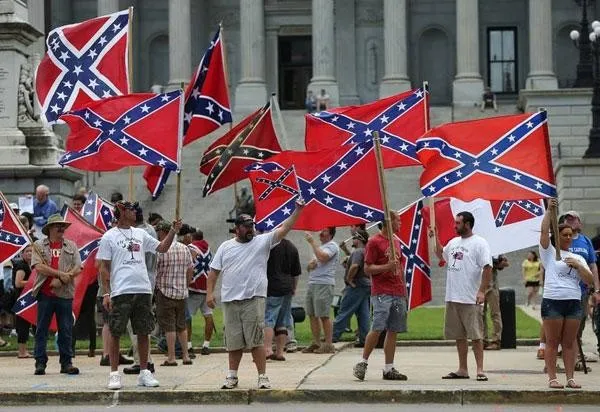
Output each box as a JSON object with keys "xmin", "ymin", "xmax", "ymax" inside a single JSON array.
[
  {"xmin": 34, "ymin": 294, "xmax": 74, "ymax": 367},
  {"xmin": 332, "ymin": 286, "xmax": 370, "ymax": 343}
]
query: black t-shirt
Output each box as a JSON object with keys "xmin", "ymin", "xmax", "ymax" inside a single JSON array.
[
  {"xmin": 267, "ymin": 239, "xmax": 301, "ymax": 297},
  {"xmin": 12, "ymin": 259, "xmax": 31, "ymax": 294}
]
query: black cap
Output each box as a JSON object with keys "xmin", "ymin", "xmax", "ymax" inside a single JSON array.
[{"xmin": 234, "ymin": 214, "xmax": 254, "ymax": 226}]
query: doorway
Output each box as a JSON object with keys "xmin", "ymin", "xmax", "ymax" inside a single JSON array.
[{"xmin": 278, "ymin": 36, "xmax": 312, "ymax": 109}]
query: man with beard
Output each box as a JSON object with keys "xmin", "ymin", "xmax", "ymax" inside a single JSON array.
[
  {"xmin": 207, "ymin": 200, "xmax": 304, "ymax": 390},
  {"xmin": 431, "ymin": 211, "xmax": 492, "ymax": 382}
]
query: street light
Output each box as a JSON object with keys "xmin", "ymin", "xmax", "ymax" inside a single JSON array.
[
  {"xmin": 570, "ymin": 19, "xmax": 600, "ymax": 157},
  {"xmin": 572, "ymin": 0, "xmax": 594, "ymax": 87}
]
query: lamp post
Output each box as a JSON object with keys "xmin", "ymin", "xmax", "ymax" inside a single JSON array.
[
  {"xmin": 571, "ymin": 20, "xmax": 600, "ymax": 157},
  {"xmin": 573, "ymin": 0, "xmax": 594, "ymax": 87}
]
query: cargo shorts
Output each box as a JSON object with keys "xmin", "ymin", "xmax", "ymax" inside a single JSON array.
[{"xmin": 108, "ymin": 293, "xmax": 155, "ymax": 337}]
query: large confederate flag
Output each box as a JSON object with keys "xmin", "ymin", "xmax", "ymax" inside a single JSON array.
[
  {"xmin": 36, "ymin": 9, "xmax": 131, "ymax": 125},
  {"xmin": 0, "ymin": 194, "xmax": 29, "ymax": 264},
  {"xmin": 416, "ymin": 111, "xmax": 557, "ymax": 201}
]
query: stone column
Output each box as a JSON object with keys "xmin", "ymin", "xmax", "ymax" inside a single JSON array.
[
  {"xmin": 379, "ymin": 0, "xmax": 411, "ymax": 98},
  {"xmin": 452, "ymin": 0, "xmax": 484, "ymax": 107},
  {"xmin": 234, "ymin": 0, "xmax": 267, "ymax": 113},
  {"xmin": 335, "ymin": 0, "xmax": 359, "ymax": 105},
  {"xmin": 167, "ymin": 0, "xmax": 192, "ymax": 89},
  {"xmin": 97, "ymin": 0, "xmax": 120, "ymax": 16},
  {"xmin": 307, "ymin": 0, "xmax": 339, "ymax": 107},
  {"xmin": 525, "ymin": 0, "xmax": 558, "ymax": 89},
  {"xmin": 265, "ymin": 27, "xmax": 278, "ymax": 99}
]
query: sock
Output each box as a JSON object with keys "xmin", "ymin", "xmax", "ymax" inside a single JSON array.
[
  {"xmin": 383, "ymin": 364, "xmax": 394, "ymax": 372},
  {"xmin": 539, "ymin": 343, "xmax": 546, "ymax": 350},
  {"xmin": 110, "ymin": 370, "xmax": 119, "ymax": 376},
  {"xmin": 258, "ymin": 373, "xmax": 267, "ymax": 378},
  {"xmin": 187, "ymin": 342, "xmax": 192, "ymax": 349},
  {"xmin": 360, "ymin": 358, "xmax": 368, "ymax": 364},
  {"xmin": 227, "ymin": 369, "xmax": 237, "ymax": 378},
  {"xmin": 203, "ymin": 341, "xmax": 210, "ymax": 348}
]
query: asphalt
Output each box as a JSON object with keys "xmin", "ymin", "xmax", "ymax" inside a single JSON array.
[{"xmin": 1, "ymin": 305, "xmax": 600, "ymax": 406}]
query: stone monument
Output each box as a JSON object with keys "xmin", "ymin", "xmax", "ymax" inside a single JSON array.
[{"xmin": 0, "ymin": 0, "xmax": 81, "ymax": 204}]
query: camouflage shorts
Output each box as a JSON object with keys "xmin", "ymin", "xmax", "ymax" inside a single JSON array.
[{"xmin": 108, "ymin": 293, "xmax": 154, "ymax": 337}]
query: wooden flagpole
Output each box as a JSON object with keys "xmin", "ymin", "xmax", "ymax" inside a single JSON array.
[
  {"xmin": 372, "ymin": 131, "xmax": 396, "ymax": 263},
  {"xmin": 550, "ymin": 201, "xmax": 561, "ymax": 261},
  {"xmin": 127, "ymin": 6, "xmax": 135, "ymax": 202}
]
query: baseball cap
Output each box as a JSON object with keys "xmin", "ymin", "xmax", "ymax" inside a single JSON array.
[
  {"xmin": 559, "ymin": 210, "xmax": 581, "ymax": 223},
  {"xmin": 155, "ymin": 221, "xmax": 172, "ymax": 233},
  {"xmin": 352, "ymin": 228, "xmax": 369, "ymax": 243},
  {"xmin": 116, "ymin": 200, "xmax": 139, "ymax": 210},
  {"xmin": 234, "ymin": 214, "xmax": 254, "ymax": 226},
  {"xmin": 9, "ymin": 202, "xmax": 19, "ymax": 211}
]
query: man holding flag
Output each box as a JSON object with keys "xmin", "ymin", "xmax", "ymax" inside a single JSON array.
[{"xmin": 31, "ymin": 214, "xmax": 82, "ymax": 376}]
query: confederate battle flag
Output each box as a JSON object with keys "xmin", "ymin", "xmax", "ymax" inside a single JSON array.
[{"xmin": 36, "ymin": 9, "xmax": 131, "ymax": 124}]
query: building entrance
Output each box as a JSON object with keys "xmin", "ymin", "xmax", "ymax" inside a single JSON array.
[{"xmin": 278, "ymin": 36, "xmax": 312, "ymax": 109}]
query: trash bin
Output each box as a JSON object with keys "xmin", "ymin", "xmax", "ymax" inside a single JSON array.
[{"xmin": 499, "ymin": 287, "xmax": 516, "ymax": 349}]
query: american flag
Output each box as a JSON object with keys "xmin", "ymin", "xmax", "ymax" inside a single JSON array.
[{"xmin": 35, "ymin": 9, "xmax": 131, "ymax": 125}]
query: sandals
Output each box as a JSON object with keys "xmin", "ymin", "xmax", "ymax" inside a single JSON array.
[
  {"xmin": 442, "ymin": 372, "xmax": 469, "ymax": 379},
  {"xmin": 566, "ymin": 378, "xmax": 581, "ymax": 389},
  {"xmin": 161, "ymin": 360, "xmax": 178, "ymax": 366},
  {"xmin": 548, "ymin": 379, "xmax": 564, "ymax": 389},
  {"xmin": 476, "ymin": 373, "xmax": 488, "ymax": 382},
  {"xmin": 267, "ymin": 354, "xmax": 286, "ymax": 361}
]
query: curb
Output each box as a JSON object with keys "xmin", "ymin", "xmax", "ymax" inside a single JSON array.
[{"xmin": 2, "ymin": 388, "xmax": 600, "ymax": 406}]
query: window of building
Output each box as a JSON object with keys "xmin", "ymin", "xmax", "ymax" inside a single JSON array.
[{"xmin": 487, "ymin": 28, "xmax": 517, "ymax": 93}]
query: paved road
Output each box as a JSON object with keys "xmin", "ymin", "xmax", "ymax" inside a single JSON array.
[{"xmin": 1, "ymin": 403, "xmax": 598, "ymax": 412}]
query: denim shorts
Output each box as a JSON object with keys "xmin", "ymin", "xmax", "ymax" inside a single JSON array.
[
  {"xmin": 264, "ymin": 295, "xmax": 292, "ymax": 329},
  {"xmin": 371, "ymin": 295, "xmax": 407, "ymax": 333},
  {"xmin": 541, "ymin": 298, "xmax": 583, "ymax": 320}
]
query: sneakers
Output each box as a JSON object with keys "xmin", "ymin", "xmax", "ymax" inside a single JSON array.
[
  {"xmin": 60, "ymin": 364, "xmax": 80, "ymax": 375},
  {"xmin": 200, "ymin": 346, "xmax": 210, "ymax": 356},
  {"xmin": 124, "ymin": 362, "xmax": 155, "ymax": 374},
  {"xmin": 137, "ymin": 369, "xmax": 160, "ymax": 387},
  {"xmin": 314, "ymin": 343, "xmax": 335, "ymax": 354},
  {"xmin": 536, "ymin": 348, "xmax": 545, "ymax": 360},
  {"xmin": 34, "ymin": 362, "xmax": 46, "ymax": 376},
  {"xmin": 383, "ymin": 367, "xmax": 408, "ymax": 381},
  {"xmin": 107, "ymin": 372, "xmax": 122, "ymax": 390},
  {"xmin": 353, "ymin": 361, "xmax": 368, "ymax": 381},
  {"xmin": 301, "ymin": 343, "xmax": 320, "ymax": 353},
  {"xmin": 285, "ymin": 341, "xmax": 298, "ymax": 353},
  {"xmin": 221, "ymin": 376, "xmax": 239, "ymax": 389},
  {"xmin": 257, "ymin": 375, "xmax": 272, "ymax": 389}
]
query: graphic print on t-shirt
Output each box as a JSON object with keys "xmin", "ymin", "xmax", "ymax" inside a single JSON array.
[
  {"xmin": 115, "ymin": 236, "xmax": 143, "ymax": 265},
  {"xmin": 448, "ymin": 247, "xmax": 467, "ymax": 270}
]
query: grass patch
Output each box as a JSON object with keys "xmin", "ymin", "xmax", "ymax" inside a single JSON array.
[{"xmin": 0, "ymin": 306, "xmax": 540, "ymax": 351}]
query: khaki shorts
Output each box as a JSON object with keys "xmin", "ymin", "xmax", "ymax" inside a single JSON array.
[
  {"xmin": 222, "ymin": 297, "xmax": 265, "ymax": 351},
  {"xmin": 187, "ymin": 292, "xmax": 213, "ymax": 316},
  {"xmin": 155, "ymin": 290, "xmax": 186, "ymax": 332},
  {"xmin": 305, "ymin": 283, "xmax": 334, "ymax": 318},
  {"xmin": 444, "ymin": 301, "xmax": 483, "ymax": 340}
]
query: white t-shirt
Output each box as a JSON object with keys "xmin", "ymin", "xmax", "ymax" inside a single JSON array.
[
  {"xmin": 443, "ymin": 234, "xmax": 492, "ymax": 304},
  {"xmin": 539, "ymin": 243, "xmax": 588, "ymax": 300},
  {"xmin": 308, "ymin": 240, "xmax": 339, "ymax": 285},
  {"xmin": 96, "ymin": 226, "xmax": 161, "ymax": 297},
  {"xmin": 210, "ymin": 231, "xmax": 278, "ymax": 302}
]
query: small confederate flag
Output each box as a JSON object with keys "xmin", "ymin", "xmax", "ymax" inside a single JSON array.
[
  {"xmin": 416, "ymin": 111, "xmax": 557, "ymax": 201},
  {"xmin": 144, "ymin": 26, "xmax": 232, "ymax": 200},
  {"xmin": 200, "ymin": 101, "xmax": 281, "ymax": 197},
  {"xmin": 13, "ymin": 206, "xmax": 103, "ymax": 330},
  {"xmin": 36, "ymin": 9, "xmax": 131, "ymax": 125},
  {"xmin": 396, "ymin": 199, "xmax": 431, "ymax": 310},
  {"xmin": 422, "ymin": 197, "xmax": 545, "ymax": 257},
  {"xmin": 188, "ymin": 242, "xmax": 212, "ymax": 294},
  {"xmin": 248, "ymin": 141, "xmax": 384, "ymax": 231},
  {"xmin": 80, "ymin": 191, "xmax": 114, "ymax": 231},
  {"xmin": 0, "ymin": 194, "xmax": 30, "ymax": 263},
  {"xmin": 58, "ymin": 91, "xmax": 183, "ymax": 172},
  {"xmin": 305, "ymin": 87, "xmax": 429, "ymax": 168}
]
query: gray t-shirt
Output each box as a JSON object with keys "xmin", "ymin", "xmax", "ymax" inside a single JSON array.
[
  {"xmin": 347, "ymin": 247, "xmax": 370, "ymax": 288},
  {"xmin": 308, "ymin": 240, "xmax": 339, "ymax": 285}
]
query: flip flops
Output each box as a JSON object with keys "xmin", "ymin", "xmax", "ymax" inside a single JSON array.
[
  {"xmin": 161, "ymin": 360, "xmax": 178, "ymax": 366},
  {"xmin": 267, "ymin": 354, "xmax": 286, "ymax": 361},
  {"xmin": 476, "ymin": 373, "xmax": 488, "ymax": 382},
  {"xmin": 442, "ymin": 372, "xmax": 470, "ymax": 379}
]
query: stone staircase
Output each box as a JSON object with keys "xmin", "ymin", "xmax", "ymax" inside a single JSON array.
[{"xmin": 86, "ymin": 102, "xmax": 535, "ymax": 306}]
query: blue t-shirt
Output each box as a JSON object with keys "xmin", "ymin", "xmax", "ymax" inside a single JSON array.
[{"xmin": 569, "ymin": 233, "xmax": 596, "ymax": 294}]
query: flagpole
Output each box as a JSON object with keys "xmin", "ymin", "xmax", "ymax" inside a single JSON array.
[
  {"xmin": 127, "ymin": 6, "xmax": 135, "ymax": 202},
  {"xmin": 549, "ymin": 201, "xmax": 561, "ymax": 261},
  {"xmin": 372, "ymin": 131, "xmax": 396, "ymax": 262},
  {"xmin": 174, "ymin": 81, "xmax": 186, "ymax": 221},
  {"xmin": 271, "ymin": 93, "xmax": 289, "ymax": 150},
  {"xmin": 421, "ymin": 80, "xmax": 439, "ymax": 262}
]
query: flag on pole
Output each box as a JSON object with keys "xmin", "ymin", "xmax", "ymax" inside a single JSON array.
[
  {"xmin": 143, "ymin": 26, "xmax": 232, "ymax": 200},
  {"xmin": 248, "ymin": 141, "xmax": 384, "ymax": 231},
  {"xmin": 416, "ymin": 111, "xmax": 556, "ymax": 201},
  {"xmin": 305, "ymin": 87, "xmax": 429, "ymax": 168},
  {"xmin": 200, "ymin": 101, "xmax": 281, "ymax": 197},
  {"xmin": 58, "ymin": 91, "xmax": 184, "ymax": 172},
  {"xmin": 35, "ymin": 9, "xmax": 131, "ymax": 124},
  {"xmin": 0, "ymin": 195, "xmax": 30, "ymax": 264},
  {"xmin": 79, "ymin": 191, "xmax": 114, "ymax": 231}
]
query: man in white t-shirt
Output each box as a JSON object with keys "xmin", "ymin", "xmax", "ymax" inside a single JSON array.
[
  {"xmin": 302, "ymin": 227, "xmax": 339, "ymax": 354},
  {"xmin": 207, "ymin": 200, "xmax": 304, "ymax": 390},
  {"xmin": 97, "ymin": 200, "xmax": 182, "ymax": 390},
  {"xmin": 432, "ymin": 211, "xmax": 492, "ymax": 382}
]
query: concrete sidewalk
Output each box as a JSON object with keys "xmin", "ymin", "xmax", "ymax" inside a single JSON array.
[{"xmin": 2, "ymin": 305, "xmax": 600, "ymax": 406}]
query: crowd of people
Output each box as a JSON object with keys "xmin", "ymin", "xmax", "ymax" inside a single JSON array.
[{"xmin": 1, "ymin": 184, "xmax": 600, "ymax": 391}]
